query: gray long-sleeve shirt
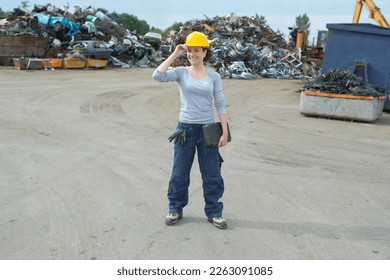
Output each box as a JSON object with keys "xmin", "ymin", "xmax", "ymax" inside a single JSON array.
[{"xmin": 152, "ymin": 67, "xmax": 227, "ymax": 124}]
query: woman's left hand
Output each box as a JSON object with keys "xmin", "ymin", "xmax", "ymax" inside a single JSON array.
[{"xmin": 218, "ymin": 135, "xmax": 228, "ymax": 147}]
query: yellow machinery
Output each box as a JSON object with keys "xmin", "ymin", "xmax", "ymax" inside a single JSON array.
[
  {"xmin": 288, "ymin": 27, "xmax": 324, "ymax": 65},
  {"xmin": 353, "ymin": 0, "xmax": 389, "ymax": 27},
  {"xmin": 295, "ymin": 29, "xmax": 308, "ymax": 50}
]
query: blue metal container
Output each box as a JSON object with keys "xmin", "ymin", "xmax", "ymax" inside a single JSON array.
[{"xmin": 322, "ymin": 23, "xmax": 390, "ymax": 111}]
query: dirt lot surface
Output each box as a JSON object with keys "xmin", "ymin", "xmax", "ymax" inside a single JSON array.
[{"xmin": 1, "ymin": 67, "xmax": 390, "ymax": 260}]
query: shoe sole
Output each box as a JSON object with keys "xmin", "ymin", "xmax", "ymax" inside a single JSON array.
[{"xmin": 208, "ymin": 218, "xmax": 227, "ymax": 229}]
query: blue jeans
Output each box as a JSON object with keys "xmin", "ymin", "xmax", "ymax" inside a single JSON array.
[{"xmin": 168, "ymin": 122, "xmax": 225, "ymax": 218}]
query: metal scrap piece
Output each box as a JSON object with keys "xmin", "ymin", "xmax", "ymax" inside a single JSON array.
[{"xmin": 304, "ymin": 69, "xmax": 388, "ymax": 97}]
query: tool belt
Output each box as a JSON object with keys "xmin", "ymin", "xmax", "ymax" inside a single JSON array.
[{"xmin": 202, "ymin": 122, "xmax": 231, "ymax": 147}]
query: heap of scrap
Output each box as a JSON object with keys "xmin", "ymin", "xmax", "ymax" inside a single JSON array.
[
  {"xmin": 304, "ymin": 69, "xmax": 389, "ymax": 97},
  {"xmin": 1, "ymin": 3, "xmax": 319, "ymax": 78},
  {"xmin": 0, "ymin": 3, "xmax": 160, "ymax": 68},
  {"xmin": 164, "ymin": 13, "xmax": 317, "ymax": 79}
]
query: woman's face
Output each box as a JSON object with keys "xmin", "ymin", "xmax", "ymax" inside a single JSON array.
[{"xmin": 186, "ymin": 46, "xmax": 206, "ymax": 65}]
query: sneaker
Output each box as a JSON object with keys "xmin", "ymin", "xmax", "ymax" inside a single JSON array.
[
  {"xmin": 208, "ymin": 217, "xmax": 227, "ymax": 229},
  {"xmin": 165, "ymin": 212, "xmax": 182, "ymax": 226}
]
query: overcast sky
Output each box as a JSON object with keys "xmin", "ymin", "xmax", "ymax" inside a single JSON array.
[{"xmin": 2, "ymin": 0, "xmax": 390, "ymax": 41}]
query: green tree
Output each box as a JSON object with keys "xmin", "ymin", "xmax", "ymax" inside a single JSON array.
[
  {"xmin": 116, "ymin": 13, "xmax": 149, "ymax": 34},
  {"xmin": 0, "ymin": 7, "xmax": 12, "ymax": 19},
  {"xmin": 150, "ymin": 27, "xmax": 163, "ymax": 34},
  {"xmin": 106, "ymin": 11, "xmax": 119, "ymax": 22},
  {"xmin": 295, "ymin": 13, "xmax": 311, "ymax": 30},
  {"xmin": 21, "ymin": 1, "xmax": 30, "ymax": 8},
  {"xmin": 255, "ymin": 14, "xmax": 267, "ymax": 24},
  {"xmin": 159, "ymin": 22, "xmax": 183, "ymax": 35}
]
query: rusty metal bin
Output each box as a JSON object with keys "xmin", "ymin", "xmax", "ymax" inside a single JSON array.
[
  {"xmin": 13, "ymin": 58, "xmax": 44, "ymax": 70},
  {"xmin": 42, "ymin": 58, "xmax": 63, "ymax": 68},
  {"xmin": 86, "ymin": 58, "xmax": 108, "ymax": 68},
  {"xmin": 63, "ymin": 59, "xmax": 86, "ymax": 69}
]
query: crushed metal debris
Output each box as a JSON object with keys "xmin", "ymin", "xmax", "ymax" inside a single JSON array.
[
  {"xmin": 1, "ymin": 3, "xmax": 320, "ymax": 78},
  {"xmin": 303, "ymin": 69, "xmax": 389, "ymax": 97},
  {"xmin": 0, "ymin": 3, "xmax": 159, "ymax": 68},
  {"xmin": 165, "ymin": 13, "xmax": 317, "ymax": 79}
]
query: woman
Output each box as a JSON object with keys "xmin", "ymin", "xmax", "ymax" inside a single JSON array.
[{"xmin": 152, "ymin": 31, "xmax": 229, "ymax": 229}]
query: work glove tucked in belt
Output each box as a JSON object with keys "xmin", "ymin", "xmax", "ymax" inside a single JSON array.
[{"xmin": 168, "ymin": 129, "xmax": 186, "ymax": 144}]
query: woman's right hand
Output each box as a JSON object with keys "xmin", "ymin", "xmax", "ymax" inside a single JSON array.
[{"xmin": 174, "ymin": 44, "xmax": 187, "ymax": 56}]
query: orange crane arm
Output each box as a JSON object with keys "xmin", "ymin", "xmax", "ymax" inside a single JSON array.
[
  {"xmin": 353, "ymin": 0, "xmax": 364, "ymax": 23},
  {"xmin": 353, "ymin": 0, "xmax": 389, "ymax": 27}
]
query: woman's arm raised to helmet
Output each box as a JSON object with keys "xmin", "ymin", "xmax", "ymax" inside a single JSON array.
[{"xmin": 156, "ymin": 44, "xmax": 187, "ymax": 73}]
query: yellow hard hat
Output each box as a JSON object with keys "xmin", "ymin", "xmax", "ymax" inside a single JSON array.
[{"xmin": 185, "ymin": 31, "xmax": 210, "ymax": 47}]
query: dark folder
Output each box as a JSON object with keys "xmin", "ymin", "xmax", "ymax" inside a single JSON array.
[{"xmin": 202, "ymin": 122, "xmax": 232, "ymax": 147}]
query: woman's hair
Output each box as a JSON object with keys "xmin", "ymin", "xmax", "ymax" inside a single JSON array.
[{"xmin": 203, "ymin": 47, "xmax": 213, "ymax": 62}]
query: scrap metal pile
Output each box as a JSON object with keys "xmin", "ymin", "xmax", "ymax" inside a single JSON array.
[
  {"xmin": 304, "ymin": 69, "xmax": 389, "ymax": 97},
  {"xmin": 0, "ymin": 3, "xmax": 159, "ymax": 68},
  {"xmin": 1, "ymin": 3, "xmax": 316, "ymax": 78},
  {"xmin": 165, "ymin": 13, "xmax": 314, "ymax": 79}
]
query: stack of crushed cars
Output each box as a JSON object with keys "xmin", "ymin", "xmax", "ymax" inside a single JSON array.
[
  {"xmin": 164, "ymin": 13, "xmax": 317, "ymax": 79},
  {"xmin": 0, "ymin": 3, "xmax": 160, "ymax": 68}
]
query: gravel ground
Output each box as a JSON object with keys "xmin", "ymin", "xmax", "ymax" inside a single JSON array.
[{"xmin": 1, "ymin": 67, "xmax": 389, "ymax": 260}]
